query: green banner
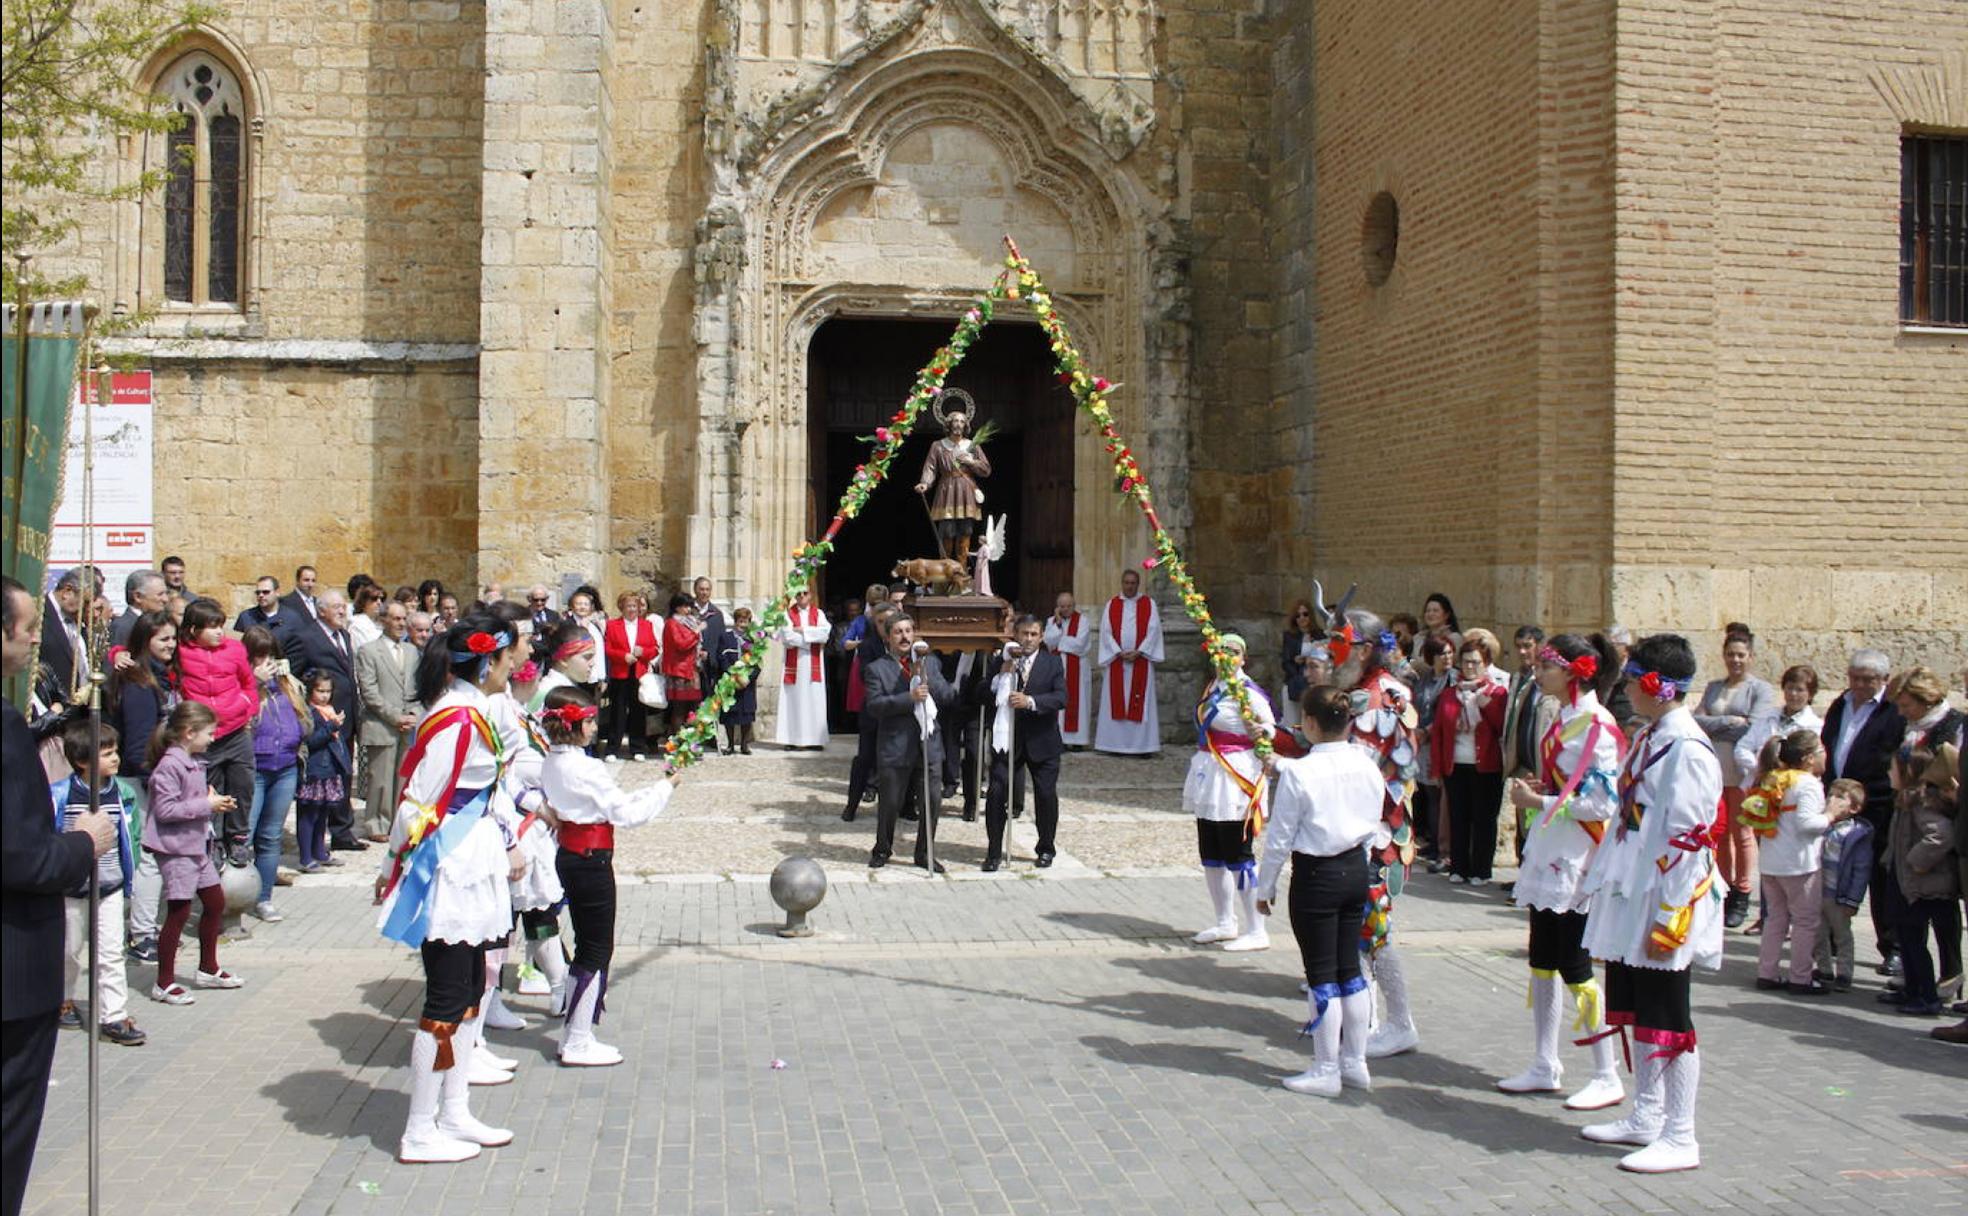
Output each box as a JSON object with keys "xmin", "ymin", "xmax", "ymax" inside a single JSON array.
[{"xmin": 3, "ymin": 302, "xmax": 87, "ymax": 706}]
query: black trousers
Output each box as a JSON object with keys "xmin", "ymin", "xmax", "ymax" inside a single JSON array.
[
  {"xmin": 1445, "ymin": 764, "xmax": 1503, "ymax": 880},
  {"xmin": 1, "ymin": 1011, "xmax": 59, "ymax": 1216},
  {"xmin": 1526, "ymin": 907, "xmax": 1594, "ymax": 984},
  {"xmin": 984, "ymin": 745, "xmax": 1060, "ymax": 859},
  {"xmin": 1604, "ymin": 960, "xmax": 1692, "ymax": 1034},
  {"xmin": 942, "ymin": 708, "xmax": 982, "ymax": 811},
  {"xmin": 1896, "ymin": 896, "xmax": 1963, "ymax": 1006},
  {"xmin": 419, "ymin": 939, "xmax": 488, "ymax": 1023},
  {"xmin": 207, "ymin": 726, "xmax": 255, "ymax": 844},
  {"xmin": 1288, "ymin": 848, "xmax": 1370, "ymax": 988},
  {"xmin": 875, "ymin": 758, "xmax": 941, "ymax": 863},
  {"xmin": 604, "ymin": 676, "xmax": 648, "ymax": 758},
  {"xmin": 844, "ymin": 713, "xmax": 878, "ymax": 811},
  {"xmin": 1870, "ymin": 852, "xmax": 1907, "ymax": 960},
  {"xmin": 556, "ymin": 849, "xmax": 618, "ymax": 972}
]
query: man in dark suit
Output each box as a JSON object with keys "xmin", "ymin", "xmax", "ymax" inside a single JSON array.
[
  {"xmin": 35, "ymin": 567, "xmax": 91, "ymax": 709},
  {"xmin": 982, "ymin": 615, "xmax": 1068, "ymax": 871},
  {"xmin": 862, "ymin": 613, "xmax": 957, "ymax": 872},
  {"xmin": 2, "ymin": 576, "xmax": 115, "ymax": 1216},
  {"xmin": 279, "ymin": 563, "xmax": 321, "ymax": 624},
  {"xmin": 290, "ymin": 589, "xmax": 363, "ymax": 851},
  {"xmin": 525, "ymin": 585, "xmax": 561, "ymax": 633},
  {"xmin": 109, "ymin": 569, "xmax": 168, "ymax": 648},
  {"xmin": 1820, "ymin": 648, "xmax": 1906, "ymax": 968},
  {"xmin": 690, "ymin": 576, "xmax": 727, "ymax": 712}
]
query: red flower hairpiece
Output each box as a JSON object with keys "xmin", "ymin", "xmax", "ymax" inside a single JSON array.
[
  {"xmin": 541, "ymin": 704, "xmax": 599, "ymax": 724},
  {"xmin": 465, "ymin": 632, "xmax": 498, "ymax": 655},
  {"xmin": 1637, "ymin": 670, "xmax": 1665, "ymax": 699},
  {"xmin": 1568, "ymin": 654, "xmax": 1598, "ymax": 682}
]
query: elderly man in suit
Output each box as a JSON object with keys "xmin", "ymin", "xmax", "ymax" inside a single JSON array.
[
  {"xmin": 354, "ymin": 600, "xmax": 419, "ymax": 842},
  {"xmin": 292, "ymin": 589, "xmax": 362, "ymax": 851},
  {"xmin": 109, "ymin": 569, "xmax": 168, "ymax": 648},
  {"xmin": 2, "ymin": 576, "xmax": 115, "ymax": 1216},
  {"xmin": 1820, "ymin": 647, "xmax": 1907, "ymax": 971},
  {"xmin": 982, "ymin": 614, "xmax": 1069, "ymax": 871},
  {"xmin": 36, "ymin": 567, "xmax": 95, "ymax": 708},
  {"xmin": 862, "ymin": 613, "xmax": 958, "ymax": 872}
]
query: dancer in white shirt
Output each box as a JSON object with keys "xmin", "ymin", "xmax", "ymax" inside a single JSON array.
[
  {"xmin": 1499, "ymin": 634, "xmax": 1626, "ymax": 1112},
  {"xmin": 538, "ymin": 686, "xmax": 679, "ymax": 1066},
  {"xmin": 1094, "ymin": 570, "xmax": 1163, "ymax": 755},
  {"xmin": 1578, "ymin": 634, "xmax": 1724, "ymax": 1173},
  {"xmin": 1256, "ymin": 685, "xmax": 1390, "ymax": 1096},
  {"xmin": 774, "ymin": 588, "xmax": 831, "ymax": 749},
  {"xmin": 1182, "ymin": 635, "xmax": 1275, "ymax": 951},
  {"xmin": 375, "ymin": 613, "xmax": 528, "ymax": 1164}
]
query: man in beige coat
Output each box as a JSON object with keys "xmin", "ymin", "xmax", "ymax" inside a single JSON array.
[{"xmin": 355, "ymin": 601, "xmax": 418, "ymax": 840}]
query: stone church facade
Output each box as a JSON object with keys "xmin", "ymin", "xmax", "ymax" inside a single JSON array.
[{"xmin": 48, "ymin": 0, "xmax": 1967, "ymax": 700}]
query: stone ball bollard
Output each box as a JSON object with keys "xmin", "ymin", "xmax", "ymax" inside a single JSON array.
[
  {"xmin": 215, "ymin": 861, "xmax": 261, "ymax": 938},
  {"xmin": 769, "ymin": 856, "xmax": 827, "ymax": 938}
]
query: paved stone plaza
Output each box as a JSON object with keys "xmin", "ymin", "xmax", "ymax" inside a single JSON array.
[{"xmin": 27, "ymin": 748, "xmax": 1968, "ymax": 1215}]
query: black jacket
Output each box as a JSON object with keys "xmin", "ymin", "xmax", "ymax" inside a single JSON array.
[
  {"xmin": 862, "ymin": 647, "xmax": 958, "ymax": 769},
  {"xmin": 996, "ymin": 648, "xmax": 1067, "ymax": 763},
  {"xmin": 2, "ymin": 699, "xmax": 95, "ymax": 1019},
  {"xmin": 278, "ymin": 590, "xmax": 319, "ymax": 626},
  {"xmin": 288, "ymin": 619, "xmax": 358, "ymax": 723},
  {"xmin": 36, "ymin": 594, "xmax": 80, "ymax": 706},
  {"xmin": 1821, "ymin": 692, "xmax": 1906, "ymax": 829}
]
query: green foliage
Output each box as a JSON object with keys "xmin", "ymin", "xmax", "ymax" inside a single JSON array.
[{"xmin": 2, "ymin": 0, "xmax": 213, "ymax": 300}]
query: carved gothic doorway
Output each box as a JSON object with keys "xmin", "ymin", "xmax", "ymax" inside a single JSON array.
[{"xmin": 806, "ymin": 317, "xmax": 1074, "ymax": 616}]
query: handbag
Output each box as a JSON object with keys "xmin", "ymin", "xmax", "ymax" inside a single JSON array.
[{"xmin": 638, "ymin": 668, "xmax": 668, "ymax": 709}]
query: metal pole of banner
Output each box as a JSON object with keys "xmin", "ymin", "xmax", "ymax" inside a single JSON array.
[
  {"xmin": 83, "ymin": 361, "xmax": 105, "ymax": 1216},
  {"xmin": 969, "ymin": 695, "xmax": 985, "ymax": 823},
  {"xmin": 6, "ymin": 256, "xmax": 30, "ymax": 574}
]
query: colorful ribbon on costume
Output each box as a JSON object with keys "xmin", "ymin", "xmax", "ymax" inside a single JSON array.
[
  {"xmin": 1195, "ymin": 681, "xmax": 1267, "ymax": 835},
  {"xmin": 380, "ymin": 786, "xmax": 493, "ymax": 947}
]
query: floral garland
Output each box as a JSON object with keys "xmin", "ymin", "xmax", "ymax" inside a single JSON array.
[{"xmin": 663, "ymin": 237, "xmax": 1268, "ymax": 770}]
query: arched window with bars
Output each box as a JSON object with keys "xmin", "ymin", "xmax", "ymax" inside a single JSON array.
[{"xmin": 152, "ymin": 51, "xmax": 248, "ymax": 308}]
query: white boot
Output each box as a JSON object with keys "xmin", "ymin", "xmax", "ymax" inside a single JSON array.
[
  {"xmin": 1496, "ymin": 972, "xmax": 1563, "ymax": 1093},
  {"xmin": 1192, "ymin": 867, "xmax": 1237, "ymax": 943},
  {"xmin": 1582, "ymin": 1045, "xmax": 1663, "ymax": 1145},
  {"xmin": 1364, "ymin": 948, "xmax": 1420, "ymax": 1058},
  {"xmin": 1564, "ymin": 982, "xmax": 1626, "ymax": 1111},
  {"xmin": 398, "ymin": 1028, "xmax": 481, "ymax": 1164},
  {"xmin": 533, "ymin": 937, "xmax": 570, "ymax": 1015},
  {"xmin": 559, "ymin": 969, "xmax": 623, "ymax": 1068},
  {"xmin": 1338, "ymin": 982, "xmax": 1374, "ymax": 1090},
  {"xmin": 464, "ymin": 1004, "xmax": 515, "ymax": 1085},
  {"xmin": 1282, "ymin": 987, "xmax": 1343, "ymax": 1096},
  {"xmin": 437, "ymin": 1043, "xmax": 514, "ymax": 1148},
  {"xmin": 482, "ymin": 985, "xmax": 528, "ymax": 1032},
  {"xmin": 1619, "ymin": 1050, "xmax": 1700, "ymax": 1173},
  {"xmin": 1221, "ymin": 875, "xmax": 1270, "ymax": 952}
]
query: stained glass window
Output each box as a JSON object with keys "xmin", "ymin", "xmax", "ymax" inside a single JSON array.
[{"xmin": 156, "ymin": 53, "xmax": 247, "ymax": 307}]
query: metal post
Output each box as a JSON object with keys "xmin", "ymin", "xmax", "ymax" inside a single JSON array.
[
  {"xmin": 83, "ymin": 362, "xmax": 104, "ymax": 1216},
  {"xmin": 969, "ymin": 700, "xmax": 986, "ymax": 822}
]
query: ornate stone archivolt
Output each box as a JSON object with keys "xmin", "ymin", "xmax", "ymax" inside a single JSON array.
[{"xmin": 690, "ymin": 0, "xmax": 1178, "ymax": 606}]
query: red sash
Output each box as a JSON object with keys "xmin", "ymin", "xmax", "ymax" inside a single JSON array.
[
  {"xmin": 1057, "ymin": 613, "xmax": 1084, "ymax": 735},
  {"xmin": 1106, "ymin": 596, "xmax": 1152, "ymax": 723},
  {"xmin": 782, "ymin": 606, "xmax": 823, "ymax": 686},
  {"xmin": 380, "ymin": 705, "xmax": 501, "ymax": 900},
  {"xmin": 559, "ymin": 821, "xmax": 615, "ymax": 855}
]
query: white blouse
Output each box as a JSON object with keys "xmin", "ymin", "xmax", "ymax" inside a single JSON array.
[
  {"xmin": 376, "ymin": 680, "xmax": 513, "ymax": 946},
  {"xmin": 542, "ymin": 745, "xmax": 675, "ymax": 828},
  {"xmin": 1182, "ymin": 676, "xmax": 1277, "ymax": 823},
  {"xmin": 1759, "ymin": 774, "xmax": 1830, "ymax": 878},
  {"xmin": 1514, "ymin": 693, "xmax": 1622, "ymax": 915},
  {"xmin": 1255, "ymin": 742, "xmax": 1390, "ymax": 903}
]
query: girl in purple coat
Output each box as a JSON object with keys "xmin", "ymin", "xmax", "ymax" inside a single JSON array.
[{"xmin": 144, "ymin": 702, "xmax": 245, "ymax": 1004}]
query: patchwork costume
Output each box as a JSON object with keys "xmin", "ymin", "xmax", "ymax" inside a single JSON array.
[{"xmin": 1350, "ymin": 662, "xmax": 1423, "ymax": 1059}]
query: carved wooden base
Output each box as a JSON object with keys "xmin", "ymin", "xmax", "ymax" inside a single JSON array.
[{"xmin": 906, "ymin": 594, "xmax": 1013, "ymax": 653}]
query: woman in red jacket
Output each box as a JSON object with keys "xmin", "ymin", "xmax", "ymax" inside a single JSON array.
[
  {"xmin": 1430, "ymin": 640, "xmax": 1508, "ymax": 887},
  {"xmin": 601, "ymin": 590, "xmax": 658, "ymax": 761},
  {"xmin": 659, "ymin": 592, "xmax": 704, "ymax": 739},
  {"xmin": 173, "ymin": 597, "xmax": 260, "ymax": 866}
]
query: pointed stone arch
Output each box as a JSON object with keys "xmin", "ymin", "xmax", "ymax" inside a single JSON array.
[{"xmin": 689, "ymin": 11, "xmax": 1179, "ymax": 607}]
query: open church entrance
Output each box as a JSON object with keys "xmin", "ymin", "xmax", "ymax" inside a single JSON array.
[{"xmin": 807, "ymin": 317, "xmax": 1075, "ymax": 616}]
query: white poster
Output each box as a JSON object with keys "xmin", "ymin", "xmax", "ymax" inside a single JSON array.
[{"xmin": 50, "ymin": 371, "xmax": 155, "ymax": 611}]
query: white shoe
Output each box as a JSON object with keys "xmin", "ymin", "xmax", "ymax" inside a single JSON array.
[
  {"xmin": 1220, "ymin": 930, "xmax": 1270, "ymax": 953},
  {"xmin": 1339, "ymin": 1059, "xmax": 1372, "ymax": 1090},
  {"xmin": 194, "ymin": 969, "xmax": 244, "ymax": 989},
  {"xmin": 516, "ymin": 964, "xmax": 551, "ymax": 996},
  {"xmin": 1364, "ymin": 1021, "xmax": 1419, "ymax": 1059},
  {"xmin": 1195, "ymin": 868, "xmax": 1236, "ymax": 944},
  {"xmin": 467, "ymin": 1054, "xmax": 515, "ymax": 1086},
  {"xmin": 1582, "ymin": 1114, "xmax": 1661, "ymax": 1146},
  {"xmin": 437, "ymin": 1106, "xmax": 514, "ymax": 1148},
  {"xmin": 474, "ymin": 1041, "xmax": 518, "ymax": 1072},
  {"xmin": 1495, "ymin": 1064, "xmax": 1564, "ymax": 1094},
  {"xmin": 398, "ymin": 1128, "xmax": 482, "ymax": 1164},
  {"xmin": 558, "ymin": 1039, "xmax": 624, "ymax": 1068},
  {"xmin": 1564, "ymin": 1073, "xmax": 1626, "ymax": 1111},
  {"xmin": 1619, "ymin": 1137, "xmax": 1699, "ymax": 1173},
  {"xmin": 1192, "ymin": 923, "xmax": 1237, "ymax": 944},
  {"xmin": 1281, "ymin": 1065, "xmax": 1342, "ymax": 1097}
]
